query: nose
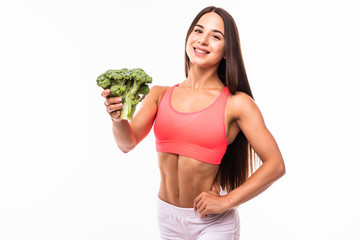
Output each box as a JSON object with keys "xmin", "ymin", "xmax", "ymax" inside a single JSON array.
[{"xmin": 198, "ymin": 35, "xmax": 209, "ymax": 45}]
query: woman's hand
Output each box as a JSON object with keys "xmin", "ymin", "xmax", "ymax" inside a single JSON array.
[
  {"xmin": 101, "ymin": 89, "xmax": 123, "ymax": 122},
  {"xmin": 193, "ymin": 190, "xmax": 231, "ymax": 219}
]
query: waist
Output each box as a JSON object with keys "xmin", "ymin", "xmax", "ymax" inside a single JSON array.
[
  {"xmin": 158, "ymin": 153, "xmax": 221, "ymax": 206},
  {"xmin": 157, "ymin": 186, "xmax": 229, "ymax": 219},
  {"xmin": 157, "ymin": 195, "xmax": 198, "ymax": 217}
]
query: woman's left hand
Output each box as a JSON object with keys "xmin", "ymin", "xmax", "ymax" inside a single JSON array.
[{"xmin": 193, "ymin": 190, "xmax": 231, "ymax": 219}]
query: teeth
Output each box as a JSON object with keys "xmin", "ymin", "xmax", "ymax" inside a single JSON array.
[{"xmin": 195, "ymin": 48, "xmax": 208, "ymax": 54}]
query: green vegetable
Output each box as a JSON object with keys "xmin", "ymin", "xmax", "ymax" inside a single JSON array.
[{"xmin": 97, "ymin": 68, "xmax": 152, "ymax": 120}]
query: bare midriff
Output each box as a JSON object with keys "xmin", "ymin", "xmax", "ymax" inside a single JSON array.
[{"xmin": 157, "ymin": 152, "xmax": 220, "ymax": 208}]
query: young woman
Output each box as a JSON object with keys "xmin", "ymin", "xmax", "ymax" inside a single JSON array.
[{"xmin": 101, "ymin": 6, "xmax": 285, "ymax": 240}]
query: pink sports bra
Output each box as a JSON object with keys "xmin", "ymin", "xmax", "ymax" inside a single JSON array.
[{"xmin": 153, "ymin": 83, "xmax": 229, "ymax": 165}]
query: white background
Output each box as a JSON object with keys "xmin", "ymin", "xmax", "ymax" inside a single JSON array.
[{"xmin": 1, "ymin": 0, "xmax": 359, "ymax": 239}]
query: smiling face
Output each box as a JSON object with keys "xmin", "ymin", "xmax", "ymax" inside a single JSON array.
[{"xmin": 185, "ymin": 12, "xmax": 226, "ymax": 69}]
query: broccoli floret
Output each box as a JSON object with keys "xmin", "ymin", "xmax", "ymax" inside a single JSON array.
[
  {"xmin": 96, "ymin": 68, "xmax": 152, "ymax": 120},
  {"xmin": 96, "ymin": 73, "xmax": 111, "ymax": 89}
]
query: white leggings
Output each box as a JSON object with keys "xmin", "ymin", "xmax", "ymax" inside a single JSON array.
[{"xmin": 157, "ymin": 196, "xmax": 240, "ymax": 240}]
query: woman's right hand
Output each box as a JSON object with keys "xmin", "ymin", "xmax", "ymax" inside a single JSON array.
[{"xmin": 101, "ymin": 89, "xmax": 123, "ymax": 122}]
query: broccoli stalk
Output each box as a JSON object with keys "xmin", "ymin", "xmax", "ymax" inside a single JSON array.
[{"xmin": 96, "ymin": 68, "xmax": 152, "ymax": 120}]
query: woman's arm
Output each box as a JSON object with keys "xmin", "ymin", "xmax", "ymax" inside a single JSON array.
[
  {"xmin": 102, "ymin": 86, "xmax": 167, "ymax": 153},
  {"xmin": 225, "ymin": 92, "xmax": 286, "ymax": 207},
  {"xmin": 193, "ymin": 92, "xmax": 285, "ymax": 218}
]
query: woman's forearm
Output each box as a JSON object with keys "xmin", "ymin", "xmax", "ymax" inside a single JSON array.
[
  {"xmin": 225, "ymin": 159, "xmax": 285, "ymax": 208},
  {"xmin": 112, "ymin": 119, "xmax": 137, "ymax": 153}
]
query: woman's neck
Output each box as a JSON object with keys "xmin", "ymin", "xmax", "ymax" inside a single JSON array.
[{"xmin": 184, "ymin": 65, "xmax": 224, "ymax": 90}]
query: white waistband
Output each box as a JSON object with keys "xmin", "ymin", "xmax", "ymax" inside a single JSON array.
[{"xmin": 157, "ymin": 196, "xmax": 199, "ymax": 218}]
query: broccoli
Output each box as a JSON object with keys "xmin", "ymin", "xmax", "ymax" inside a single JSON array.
[{"xmin": 97, "ymin": 68, "xmax": 152, "ymax": 120}]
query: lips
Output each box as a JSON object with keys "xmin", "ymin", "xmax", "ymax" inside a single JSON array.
[{"xmin": 193, "ymin": 47, "xmax": 210, "ymax": 54}]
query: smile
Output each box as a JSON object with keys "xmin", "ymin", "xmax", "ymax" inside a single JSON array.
[{"xmin": 194, "ymin": 47, "xmax": 209, "ymax": 54}]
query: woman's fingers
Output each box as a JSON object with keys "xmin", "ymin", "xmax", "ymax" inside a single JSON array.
[
  {"xmin": 110, "ymin": 110, "xmax": 121, "ymax": 119},
  {"xmin": 107, "ymin": 103, "xmax": 123, "ymax": 113},
  {"xmin": 104, "ymin": 97, "xmax": 122, "ymax": 106},
  {"xmin": 101, "ymin": 89, "xmax": 110, "ymax": 97},
  {"xmin": 195, "ymin": 197, "xmax": 208, "ymax": 218},
  {"xmin": 194, "ymin": 192, "xmax": 206, "ymax": 210},
  {"xmin": 101, "ymin": 90, "xmax": 123, "ymax": 120},
  {"xmin": 197, "ymin": 201, "xmax": 206, "ymax": 213}
]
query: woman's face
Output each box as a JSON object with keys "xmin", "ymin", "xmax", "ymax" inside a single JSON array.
[{"xmin": 186, "ymin": 12, "xmax": 226, "ymax": 69}]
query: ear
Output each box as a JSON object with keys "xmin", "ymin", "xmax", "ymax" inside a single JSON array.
[{"xmin": 223, "ymin": 55, "xmax": 226, "ymax": 59}]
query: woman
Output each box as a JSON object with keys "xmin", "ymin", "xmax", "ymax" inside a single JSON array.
[{"xmin": 101, "ymin": 6, "xmax": 285, "ymax": 240}]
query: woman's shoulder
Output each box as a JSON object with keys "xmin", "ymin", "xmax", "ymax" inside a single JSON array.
[
  {"xmin": 227, "ymin": 90, "xmax": 254, "ymax": 106},
  {"xmin": 150, "ymin": 84, "xmax": 172, "ymax": 91},
  {"xmin": 150, "ymin": 85, "xmax": 172, "ymax": 97},
  {"xmin": 227, "ymin": 90, "xmax": 259, "ymax": 117},
  {"xmin": 148, "ymin": 85, "xmax": 173, "ymax": 106}
]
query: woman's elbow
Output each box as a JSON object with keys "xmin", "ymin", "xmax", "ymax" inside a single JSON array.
[
  {"xmin": 118, "ymin": 142, "xmax": 136, "ymax": 154},
  {"xmin": 278, "ymin": 159, "xmax": 286, "ymax": 177}
]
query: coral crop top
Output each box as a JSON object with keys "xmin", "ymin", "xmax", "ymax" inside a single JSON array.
[{"xmin": 153, "ymin": 83, "xmax": 229, "ymax": 165}]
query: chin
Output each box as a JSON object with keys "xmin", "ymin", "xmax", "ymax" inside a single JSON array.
[{"xmin": 189, "ymin": 59, "xmax": 219, "ymax": 69}]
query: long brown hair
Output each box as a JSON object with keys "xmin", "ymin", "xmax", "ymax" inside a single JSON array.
[{"xmin": 185, "ymin": 6, "xmax": 260, "ymax": 192}]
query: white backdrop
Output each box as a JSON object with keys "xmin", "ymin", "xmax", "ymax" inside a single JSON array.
[{"xmin": 1, "ymin": 0, "xmax": 359, "ymax": 239}]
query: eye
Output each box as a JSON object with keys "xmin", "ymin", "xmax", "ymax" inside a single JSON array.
[
  {"xmin": 194, "ymin": 29, "xmax": 202, "ymax": 33},
  {"xmin": 212, "ymin": 35, "xmax": 221, "ymax": 40}
]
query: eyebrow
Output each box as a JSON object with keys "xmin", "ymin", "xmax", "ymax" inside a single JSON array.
[{"xmin": 195, "ymin": 24, "xmax": 224, "ymax": 37}]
